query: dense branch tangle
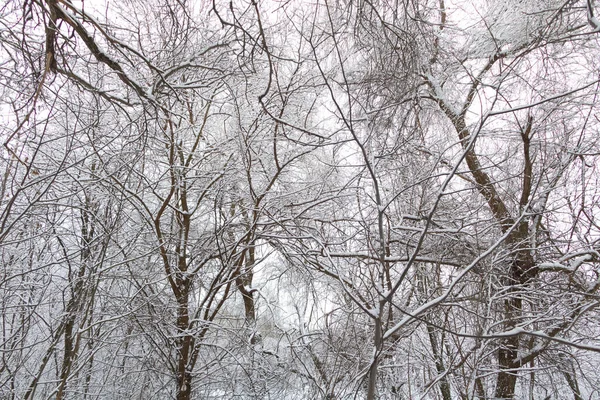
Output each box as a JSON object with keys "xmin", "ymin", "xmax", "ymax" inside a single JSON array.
[{"xmin": 1, "ymin": 0, "xmax": 600, "ymax": 399}]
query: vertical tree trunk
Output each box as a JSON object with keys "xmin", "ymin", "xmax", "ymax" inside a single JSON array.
[
  {"xmin": 426, "ymin": 323, "xmax": 452, "ymax": 400},
  {"xmin": 475, "ymin": 376, "xmax": 486, "ymax": 399},
  {"xmin": 56, "ymin": 202, "xmax": 96, "ymax": 400},
  {"xmin": 55, "ymin": 316, "xmax": 75, "ymax": 400},
  {"xmin": 366, "ymin": 312, "xmax": 382, "ymax": 400},
  {"xmin": 494, "ymin": 245, "xmax": 534, "ymax": 399},
  {"xmin": 176, "ymin": 281, "xmax": 192, "ymax": 400},
  {"xmin": 237, "ymin": 244, "xmax": 256, "ymax": 323},
  {"xmin": 494, "ymin": 320, "xmax": 520, "ymax": 399}
]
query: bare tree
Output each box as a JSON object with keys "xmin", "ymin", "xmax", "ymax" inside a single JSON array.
[
  {"xmin": 270, "ymin": 1, "xmax": 600, "ymax": 399},
  {"xmin": 2, "ymin": 0, "xmax": 600, "ymax": 399}
]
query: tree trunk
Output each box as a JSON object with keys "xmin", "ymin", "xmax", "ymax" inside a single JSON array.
[
  {"xmin": 426, "ymin": 323, "xmax": 452, "ymax": 400},
  {"xmin": 494, "ymin": 244, "xmax": 534, "ymax": 399},
  {"xmin": 367, "ymin": 313, "xmax": 382, "ymax": 400},
  {"xmin": 176, "ymin": 281, "xmax": 192, "ymax": 400},
  {"xmin": 55, "ymin": 315, "xmax": 75, "ymax": 400}
]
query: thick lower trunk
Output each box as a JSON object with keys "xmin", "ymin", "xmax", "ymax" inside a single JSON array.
[
  {"xmin": 494, "ymin": 263, "xmax": 528, "ymax": 399},
  {"xmin": 494, "ymin": 339, "xmax": 518, "ymax": 399},
  {"xmin": 366, "ymin": 317, "xmax": 382, "ymax": 400},
  {"xmin": 55, "ymin": 317, "xmax": 75, "ymax": 400},
  {"xmin": 176, "ymin": 368, "xmax": 192, "ymax": 400},
  {"xmin": 176, "ymin": 286, "xmax": 193, "ymax": 400}
]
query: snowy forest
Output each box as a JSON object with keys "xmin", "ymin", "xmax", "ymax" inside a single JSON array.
[{"xmin": 1, "ymin": 0, "xmax": 600, "ymax": 399}]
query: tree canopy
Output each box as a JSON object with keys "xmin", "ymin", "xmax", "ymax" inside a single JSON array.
[{"xmin": 2, "ymin": 1, "xmax": 600, "ymax": 399}]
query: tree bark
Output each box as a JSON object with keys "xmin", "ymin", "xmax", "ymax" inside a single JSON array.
[
  {"xmin": 367, "ymin": 316, "xmax": 382, "ymax": 400},
  {"xmin": 426, "ymin": 323, "xmax": 452, "ymax": 400},
  {"xmin": 176, "ymin": 280, "xmax": 192, "ymax": 400}
]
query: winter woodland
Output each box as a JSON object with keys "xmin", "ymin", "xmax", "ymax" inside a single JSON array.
[{"xmin": 2, "ymin": 0, "xmax": 600, "ymax": 399}]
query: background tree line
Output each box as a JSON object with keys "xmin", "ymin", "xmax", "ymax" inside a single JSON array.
[{"xmin": 1, "ymin": 0, "xmax": 600, "ymax": 399}]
